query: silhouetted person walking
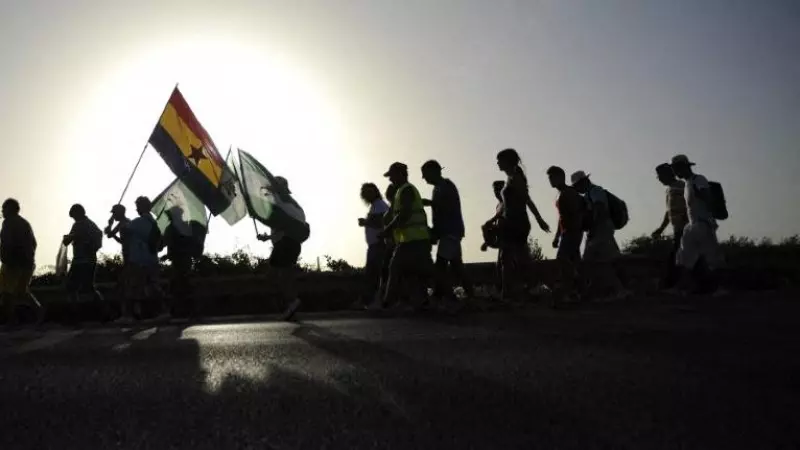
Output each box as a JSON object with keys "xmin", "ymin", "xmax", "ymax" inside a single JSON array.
[
  {"xmin": 547, "ymin": 166, "xmax": 584, "ymax": 303},
  {"xmin": 670, "ymin": 154, "xmax": 725, "ymax": 295},
  {"xmin": 494, "ymin": 149, "xmax": 550, "ymax": 303},
  {"xmin": 357, "ymin": 183, "xmax": 390, "ymax": 308},
  {"xmin": 651, "ymin": 163, "xmax": 688, "ymax": 290},
  {"xmin": 571, "ymin": 171, "xmax": 630, "ymax": 301},
  {"xmin": 62, "ymin": 204, "xmax": 104, "ymax": 322},
  {"xmin": 421, "ymin": 160, "xmax": 473, "ymax": 308},
  {"xmin": 106, "ymin": 204, "xmax": 134, "ymax": 322},
  {"xmin": 381, "ymin": 162, "xmax": 432, "ymax": 311},
  {"xmin": 480, "ymin": 180, "xmax": 506, "ymax": 301},
  {"xmin": 161, "ymin": 206, "xmax": 200, "ymax": 318},
  {"xmin": 0, "ymin": 198, "xmax": 44, "ymax": 327},
  {"xmin": 257, "ymin": 176, "xmax": 305, "ymax": 321},
  {"xmin": 116, "ymin": 196, "xmax": 167, "ymax": 324}
]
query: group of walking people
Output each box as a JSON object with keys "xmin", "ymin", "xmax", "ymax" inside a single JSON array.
[
  {"xmin": 0, "ymin": 174, "xmax": 307, "ymax": 326},
  {"xmin": 0, "ymin": 147, "xmax": 727, "ymax": 326},
  {"xmin": 357, "ymin": 149, "xmax": 727, "ymax": 311}
]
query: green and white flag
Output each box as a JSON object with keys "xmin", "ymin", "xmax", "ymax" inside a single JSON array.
[
  {"xmin": 238, "ymin": 149, "xmax": 310, "ymax": 242},
  {"xmin": 218, "ymin": 157, "xmax": 247, "ymax": 226},
  {"xmin": 151, "ymin": 178, "xmax": 208, "ymax": 236}
]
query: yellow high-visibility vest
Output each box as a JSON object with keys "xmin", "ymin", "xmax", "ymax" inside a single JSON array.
[{"xmin": 392, "ymin": 183, "xmax": 430, "ymax": 243}]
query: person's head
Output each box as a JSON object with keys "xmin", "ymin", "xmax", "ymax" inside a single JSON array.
[
  {"xmin": 167, "ymin": 206, "xmax": 184, "ymax": 223},
  {"xmin": 656, "ymin": 163, "xmax": 677, "ymax": 185},
  {"xmin": 421, "ymin": 160, "xmax": 443, "ymax": 185},
  {"xmin": 110, "ymin": 204, "xmax": 127, "ymax": 221},
  {"xmin": 134, "ymin": 196, "xmax": 152, "ymax": 217},
  {"xmin": 496, "ymin": 148, "xmax": 521, "ymax": 173},
  {"xmin": 383, "ymin": 162, "xmax": 409, "ymax": 185},
  {"xmin": 492, "ymin": 180, "xmax": 505, "ymax": 201},
  {"xmin": 69, "ymin": 204, "xmax": 86, "ymax": 221},
  {"xmin": 2, "ymin": 198, "xmax": 20, "ymax": 219},
  {"xmin": 546, "ymin": 166, "xmax": 566, "ymax": 189},
  {"xmin": 274, "ymin": 176, "xmax": 291, "ymax": 194},
  {"xmin": 670, "ymin": 154, "xmax": 695, "ymax": 179},
  {"xmin": 570, "ymin": 170, "xmax": 591, "ymax": 194},
  {"xmin": 360, "ymin": 183, "xmax": 382, "ymax": 204},
  {"xmin": 385, "ymin": 183, "xmax": 399, "ymax": 206}
]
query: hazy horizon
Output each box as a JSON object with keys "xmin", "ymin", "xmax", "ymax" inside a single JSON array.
[{"xmin": 1, "ymin": 0, "xmax": 798, "ymax": 271}]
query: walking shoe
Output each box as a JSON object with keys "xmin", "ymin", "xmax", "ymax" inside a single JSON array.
[
  {"xmin": 282, "ymin": 298, "xmax": 302, "ymax": 321},
  {"xmin": 366, "ymin": 299, "xmax": 385, "ymax": 311}
]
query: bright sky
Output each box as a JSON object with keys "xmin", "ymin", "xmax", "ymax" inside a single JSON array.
[{"xmin": 1, "ymin": 0, "xmax": 798, "ymax": 271}]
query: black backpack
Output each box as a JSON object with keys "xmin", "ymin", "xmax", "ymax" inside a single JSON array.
[
  {"xmin": 699, "ymin": 180, "xmax": 728, "ymax": 221},
  {"xmin": 605, "ymin": 190, "xmax": 629, "ymax": 230}
]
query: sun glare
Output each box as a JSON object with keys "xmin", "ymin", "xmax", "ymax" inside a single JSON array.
[{"xmin": 68, "ymin": 34, "xmax": 364, "ymax": 263}]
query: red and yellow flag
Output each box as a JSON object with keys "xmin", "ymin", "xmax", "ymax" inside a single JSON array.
[{"xmin": 149, "ymin": 87, "xmax": 236, "ymax": 215}]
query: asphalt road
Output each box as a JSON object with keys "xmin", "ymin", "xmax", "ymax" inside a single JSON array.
[{"xmin": 2, "ymin": 295, "xmax": 799, "ymax": 449}]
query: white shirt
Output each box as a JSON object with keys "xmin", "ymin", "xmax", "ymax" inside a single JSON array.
[
  {"xmin": 586, "ymin": 185, "xmax": 615, "ymax": 233},
  {"xmin": 365, "ymin": 199, "xmax": 390, "ymax": 245},
  {"xmin": 685, "ymin": 174, "xmax": 716, "ymax": 227}
]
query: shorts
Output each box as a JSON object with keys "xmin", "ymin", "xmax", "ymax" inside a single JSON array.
[
  {"xmin": 583, "ymin": 227, "xmax": 620, "ymax": 262},
  {"xmin": 66, "ymin": 262, "xmax": 97, "ymax": 294},
  {"xmin": 556, "ymin": 230, "xmax": 583, "ymax": 263},
  {"xmin": 677, "ymin": 221, "xmax": 724, "ymax": 270},
  {"xmin": 0, "ymin": 265, "xmax": 33, "ymax": 296},
  {"xmin": 270, "ymin": 238, "xmax": 302, "ymax": 269},
  {"xmin": 436, "ymin": 236, "xmax": 463, "ymax": 262}
]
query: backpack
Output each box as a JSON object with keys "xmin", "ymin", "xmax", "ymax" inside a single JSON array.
[
  {"xmin": 89, "ymin": 221, "xmax": 103, "ymax": 253},
  {"xmin": 707, "ymin": 181, "xmax": 728, "ymax": 220},
  {"xmin": 481, "ymin": 221, "xmax": 501, "ymax": 249},
  {"xmin": 605, "ymin": 190, "xmax": 629, "ymax": 230}
]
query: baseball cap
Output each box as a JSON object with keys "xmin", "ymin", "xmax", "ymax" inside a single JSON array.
[
  {"xmin": 570, "ymin": 170, "xmax": 590, "ymax": 186},
  {"xmin": 383, "ymin": 162, "xmax": 408, "ymax": 177}
]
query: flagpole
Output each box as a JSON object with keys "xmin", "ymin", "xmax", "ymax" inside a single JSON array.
[
  {"xmin": 116, "ymin": 82, "xmax": 179, "ymax": 205},
  {"xmin": 206, "ymin": 145, "xmax": 234, "ymax": 226}
]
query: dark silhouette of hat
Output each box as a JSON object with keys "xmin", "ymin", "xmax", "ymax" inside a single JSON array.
[{"xmin": 383, "ymin": 162, "xmax": 408, "ymax": 177}]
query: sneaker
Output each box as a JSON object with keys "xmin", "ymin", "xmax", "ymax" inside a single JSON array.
[
  {"xmin": 282, "ymin": 298, "xmax": 302, "ymax": 321},
  {"xmin": 152, "ymin": 312, "xmax": 172, "ymax": 323},
  {"xmin": 366, "ymin": 300, "xmax": 385, "ymax": 311}
]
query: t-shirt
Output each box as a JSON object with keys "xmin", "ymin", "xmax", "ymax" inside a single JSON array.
[
  {"xmin": 365, "ymin": 199, "xmax": 389, "ymax": 246},
  {"xmin": 555, "ymin": 186, "xmax": 584, "ymax": 233},
  {"xmin": 685, "ymin": 174, "xmax": 716, "ymax": 226},
  {"xmin": 431, "ymin": 178, "xmax": 465, "ymax": 238},
  {"xmin": 666, "ymin": 180, "xmax": 688, "ymax": 230},
  {"xmin": 0, "ymin": 215, "xmax": 36, "ymax": 269},
  {"xmin": 126, "ymin": 216, "xmax": 159, "ymax": 267},
  {"xmin": 501, "ymin": 172, "xmax": 530, "ymax": 230},
  {"xmin": 69, "ymin": 218, "xmax": 102, "ymax": 264}
]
